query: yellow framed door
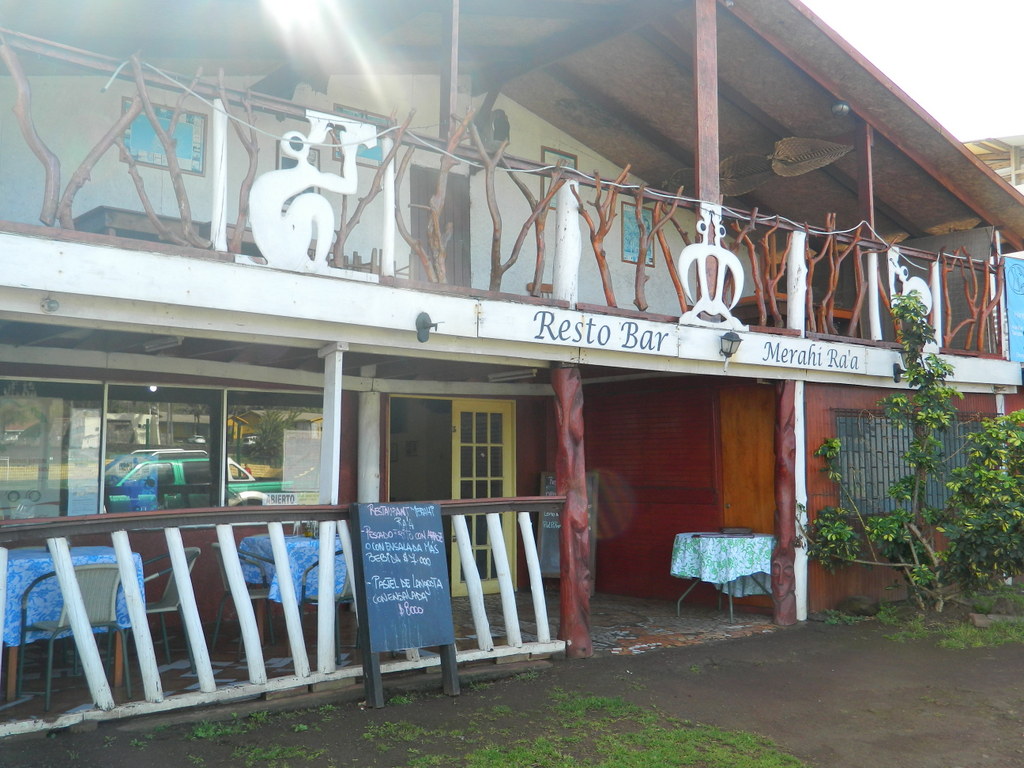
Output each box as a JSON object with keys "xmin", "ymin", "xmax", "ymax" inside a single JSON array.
[{"xmin": 450, "ymin": 399, "xmax": 516, "ymax": 596}]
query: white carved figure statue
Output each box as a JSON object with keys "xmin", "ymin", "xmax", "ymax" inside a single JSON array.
[
  {"xmin": 249, "ymin": 116, "xmax": 378, "ymax": 274},
  {"xmin": 887, "ymin": 248, "xmax": 933, "ymax": 313},
  {"xmin": 678, "ymin": 204, "xmax": 747, "ymax": 331}
]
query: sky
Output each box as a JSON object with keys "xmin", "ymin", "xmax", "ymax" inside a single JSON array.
[{"xmin": 800, "ymin": 0, "xmax": 1024, "ymax": 142}]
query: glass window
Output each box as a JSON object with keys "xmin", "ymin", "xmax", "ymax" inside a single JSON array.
[
  {"xmin": 0, "ymin": 381, "xmax": 102, "ymax": 519},
  {"xmin": 104, "ymin": 385, "xmax": 220, "ymax": 512},
  {"xmin": 227, "ymin": 391, "xmax": 323, "ymax": 505}
]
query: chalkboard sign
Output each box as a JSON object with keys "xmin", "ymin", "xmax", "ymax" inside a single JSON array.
[
  {"xmin": 354, "ymin": 501, "xmax": 455, "ymax": 652},
  {"xmin": 538, "ymin": 472, "xmax": 599, "ymax": 579}
]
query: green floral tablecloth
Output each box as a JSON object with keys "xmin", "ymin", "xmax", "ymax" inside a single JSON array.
[{"xmin": 670, "ymin": 533, "xmax": 774, "ymax": 597}]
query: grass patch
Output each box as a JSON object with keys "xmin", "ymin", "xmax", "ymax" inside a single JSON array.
[
  {"xmin": 231, "ymin": 744, "xmax": 326, "ymax": 766},
  {"xmin": 937, "ymin": 619, "xmax": 1024, "ymax": 649},
  {"xmin": 356, "ymin": 689, "xmax": 805, "ymax": 767}
]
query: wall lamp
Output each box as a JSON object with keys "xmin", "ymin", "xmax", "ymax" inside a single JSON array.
[
  {"xmin": 40, "ymin": 296, "xmax": 60, "ymax": 313},
  {"xmin": 415, "ymin": 312, "xmax": 438, "ymax": 343},
  {"xmin": 720, "ymin": 331, "xmax": 742, "ymax": 372},
  {"xmin": 720, "ymin": 331, "xmax": 742, "ymax": 359}
]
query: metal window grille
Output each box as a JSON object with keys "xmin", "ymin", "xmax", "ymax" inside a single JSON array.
[{"xmin": 832, "ymin": 409, "xmax": 990, "ymax": 515}]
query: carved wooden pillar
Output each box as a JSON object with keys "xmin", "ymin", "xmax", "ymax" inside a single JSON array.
[
  {"xmin": 772, "ymin": 379, "xmax": 798, "ymax": 625},
  {"xmin": 692, "ymin": 0, "xmax": 721, "ymax": 204},
  {"xmin": 552, "ymin": 364, "xmax": 592, "ymax": 658}
]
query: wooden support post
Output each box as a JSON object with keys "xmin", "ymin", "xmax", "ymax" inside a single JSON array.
[
  {"xmin": 692, "ymin": 0, "xmax": 720, "ymax": 204},
  {"xmin": 439, "ymin": 0, "xmax": 460, "ymax": 141},
  {"xmin": 772, "ymin": 380, "xmax": 798, "ymax": 626},
  {"xmin": 856, "ymin": 118, "xmax": 875, "ymax": 229},
  {"xmin": 552, "ymin": 365, "xmax": 592, "ymax": 658}
]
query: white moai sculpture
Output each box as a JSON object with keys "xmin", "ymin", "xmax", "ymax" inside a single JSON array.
[
  {"xmin": 678, "ymin": 203, "xmax": 747, "ymax": 330},
  {"xmin": 249, "ymin": 112, "xmax": 378, "ymax": 274}
]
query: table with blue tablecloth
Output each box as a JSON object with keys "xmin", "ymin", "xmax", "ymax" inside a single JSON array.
[
  {"xmin": 670, "ymin": 532, "xmax": 774, "ymax": 620},
  {"xmin": 3, "ymin": 545, "xmax": 145, "ymax": 700},
  {"xmin": 238, "ymin": 534, "xmax": 347, "ymax": 603}
]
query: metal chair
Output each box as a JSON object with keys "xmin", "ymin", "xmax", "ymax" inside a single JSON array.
[
  {"xmin": 18, "ymin": 563, "xmax": 130, "ymax": 712},
  {"xmin": 143, "ymin": 547, "xmax": 201, "ymax": 662},
  {"xmin": 299, "ymin": 551, "xmax": 354, "ymax": 663},
  {"xmin": 210, "ymin": 541, "xmax": 276, "ymax": 649}
]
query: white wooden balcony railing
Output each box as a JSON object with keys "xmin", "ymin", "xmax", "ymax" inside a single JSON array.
[{"xmin": 0, "ymin": 27, "xmax": 1006, "ymax": 356}]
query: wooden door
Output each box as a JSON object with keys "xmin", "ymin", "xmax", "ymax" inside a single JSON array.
[
  {"xmin": 719, "ymin": 384, "xmax": 776, "ymax": 533},
  {"xmin": 449, "ymin": 399, "xmax": 516, "ymax": 596}
]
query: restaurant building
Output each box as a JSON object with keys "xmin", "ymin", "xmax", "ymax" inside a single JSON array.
[{"xmin": 1, "ymin": 0, "xmax": 1023, "ymax": 732}]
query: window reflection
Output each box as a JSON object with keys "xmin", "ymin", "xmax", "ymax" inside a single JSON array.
[
  {"xmin": 104, "ymin": 386, "xmax": 218, "ymax": 512},
  {"xmin": 0, "ymin": 381, "xmax": 324, "ymax": 520},
  {"xmin": 227, "ymin": 393, "xmax": 322, "ymax": 506},
  {"xmin": 0, "ymin": 381, "xmax": 102, "ymax": 519}
]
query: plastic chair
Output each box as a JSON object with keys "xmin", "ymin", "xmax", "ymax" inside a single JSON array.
[
  {"xmin": 299, "ymin": 551, "xmax": 355, "ymax": 663},
  {"xmin": 17, "ymin": 563, "xmax": 130, "ymax": 712},
  {"xmin": 143, "ymin": 547, "xmax": 201, "ymax": 662},
  {"xmin": 210, "ymin": 542, "xmax": 276, "ymax": 649}
]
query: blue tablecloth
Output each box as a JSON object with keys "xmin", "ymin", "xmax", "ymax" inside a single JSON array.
[
  {"xmin": 238, "ymin": 534, "xmax": 347, "ymax": 603},
  {"xmin": 670, "ymin": 533, "xmax": 774, "ymax": 597},
  {"xmin": 3, "ymin": 546, "xmax": 145, "ymax": 646}
]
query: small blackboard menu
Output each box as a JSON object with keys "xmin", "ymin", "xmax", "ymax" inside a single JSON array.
[
  {"xmin": 538, "ymin": 472, "xmax": 599, "ymax": 581},
  {"xmin": 354, "ymin": 502, "xmax": 455, "ymax": 653}
]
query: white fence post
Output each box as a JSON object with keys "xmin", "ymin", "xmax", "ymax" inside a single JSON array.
[{"xmin": 111, "ymin": 530, "xmax": 163, "ymax": 703}]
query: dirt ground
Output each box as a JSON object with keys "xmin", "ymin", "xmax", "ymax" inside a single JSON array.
[{"xmin": 5, "ymin": 614, "xmax": 1024, "ymax": 768}]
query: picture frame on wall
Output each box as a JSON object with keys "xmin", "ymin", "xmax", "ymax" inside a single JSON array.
[
  {"xmin": 621, "ymin": 202, "xmax": 655, "ymax": 266},
  {"xmin": 540, "ymin": 146, "xmax": 577, "ymax": 203},
  {"xmin": 122, "ymin": 99, "xmax": 206, "ymax": 175}
]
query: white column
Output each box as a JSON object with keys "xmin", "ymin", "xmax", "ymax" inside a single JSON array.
[
  {"xmin": 930, "ymin": 260, "xmax": 944, "ymax": 348},
  {"xmin": 380, "ymin": 137, "xmax": 396, "ymax": 277},
  {"xmin": 316, "ymin": 520, "xmax": 338, "ymax": 674},
  {"xmin": 552, "ymin": 180, "xmax": 581, "ymax": 305},
  {"xmin": 318, "ymin": 342, "xmax": 347, "ymax": 505},
  {"xmin": 211, "ymin": 98, "xmax": 229, "ymax": 252},
  {"xmin": 358, "ymin": 389, "xmax": 381, "ymax": 503},
  {"xmin": 786, "ymin": 230, "xmax": 808, "ymax": 334},
  {"xmin": 867, "ymin": 250, "xmax": 883, "ymax": 341},
  {"xmin": 793, "ymin": 380, "xmax": 809, "ymax": 621}
]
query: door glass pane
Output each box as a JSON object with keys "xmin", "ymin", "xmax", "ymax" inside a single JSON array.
[
  {"xmin": 460, "ymin": 480, "xmax": 473, "ymax": 497},
  {"xmin": 475, "ymin": 413, "xmax": 487, "ymax": 442},
  {"xmin": 461, "ymin": 445, "xmax": 473, "ymax": 476},
  {"xmin": 0, "ymin": 381, "xmax": 102, "ymax": 519},
  {"xmin": 461, "ymin": 411, "xmax": 473, "ymax": 441},
  {"xmin": 490, "ymin": 413, "xmax": 502, "ymax": 443},
  {"xmin": 475, "ymin": 479, "xmax": 487, "ymax": 497},
  {"xmin": 227, "ymin": 391, "xmax": 323, "ymax": 506},
  {"xmin": 490, "ymin": 446, "xmax": 502, "ymax": 476},
  {"xmin": 490, "ymin": 479, "xmax": 503, "ymax": 496}
]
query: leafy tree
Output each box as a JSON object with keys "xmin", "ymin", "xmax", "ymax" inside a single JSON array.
[{"xmin": 807, "ymin": 292, "xmax": 1024, "ymax": 610}]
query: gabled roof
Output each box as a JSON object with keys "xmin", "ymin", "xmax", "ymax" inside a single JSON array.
[{"xmin": 6, "ymin": 0, "xmax": 1024, "ymax": 247}]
